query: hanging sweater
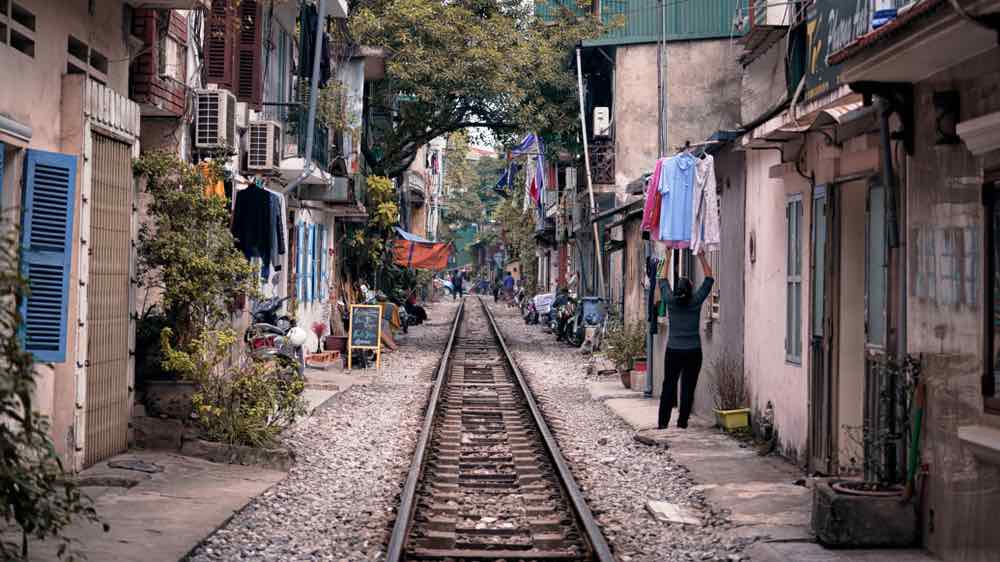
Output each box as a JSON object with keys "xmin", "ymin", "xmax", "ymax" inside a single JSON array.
[
  {"xmin": 640, "ymin": 158, "xmax": 664, "ymax": 240},
  {"xmin": 231, "ymin": 184, "xmax": 273, "ymax": 272},
  {"xmin": 692, "ymin": 154, "xmax": 721, "ymax": 253}
]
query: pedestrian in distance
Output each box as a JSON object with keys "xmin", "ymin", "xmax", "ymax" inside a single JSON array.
[
  {"xmin": 657, "ymin": 250, "xmax": 714, "ymax": 430},
  {"xmin": 502, "ymin": 272, "xmax": 515, "ymax": 303}
]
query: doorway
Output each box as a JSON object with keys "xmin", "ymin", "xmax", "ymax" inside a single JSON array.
[
  {"xmin": 84, "ymin": 133, "xmax": 134, "ymax": 467},
  {"xmin": 809, "ymin": 185, "xmax": 834, "ymax": 474}
]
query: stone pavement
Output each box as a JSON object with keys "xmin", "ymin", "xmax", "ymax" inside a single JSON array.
[
  {"xmin": 26, "ymin": 451, "xmax": 285, "ymax": 561},
  {"xmin": 588, "ymin": 379, "xmax": 939, "ymax": 562}
]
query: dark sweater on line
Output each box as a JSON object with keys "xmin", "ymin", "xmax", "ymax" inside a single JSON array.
[{"xmin": 658, "ymin": 277, "xmax": 714, "ymax": 350}]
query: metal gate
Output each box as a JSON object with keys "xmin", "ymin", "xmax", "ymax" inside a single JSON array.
[
  {"xmin": 809, "ymin": 186, "xmax": 834, "ymax": 474},
  {"xmin": 84, "ymin": 134, "xmax": 133, "ymax": 467}
]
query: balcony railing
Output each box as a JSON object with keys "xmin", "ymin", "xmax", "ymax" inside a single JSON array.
[
  {"xmin": 262, "ymin": 103, "xmax": 331, "ymax": 170},
  {"xmin": 589, "ymin": 142, "xmax": 615, "ymax": 185}
]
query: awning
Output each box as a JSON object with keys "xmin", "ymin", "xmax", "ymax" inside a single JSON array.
[
  {"xmin": 743, "ymin": 91, "xmax": 863, "ymax": 148},
  {"xmin": 395, "ymin": 226, "xmax": 431, "ymax": 242},
  {"xmin": 393, "ymin": 239, "xmax": 451, "ymax": 270},
  {"xmin": 279, "ymin": 157, "xmax": 334, "ymax": 186}
]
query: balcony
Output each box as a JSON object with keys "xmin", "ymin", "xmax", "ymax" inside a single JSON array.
[
  {"xmin": 589, "ymin": 142, "xmax": 615, "ymax": 185},
  {"xmin": 263, "ymin": 103, "xmax": 331, "ymax": 171}
]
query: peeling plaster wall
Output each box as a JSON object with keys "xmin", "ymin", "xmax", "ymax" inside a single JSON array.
[{"xmin": 907, "ymin": 48, "xmax": 1000, "ymax": 562}]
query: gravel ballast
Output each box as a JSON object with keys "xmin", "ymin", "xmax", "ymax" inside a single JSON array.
[
  {"xmin": 488, "ymin": 303, "xmax": 750, "ymax": 562},
  {"xmin": 187, "ymin": 301, "xmax": 460, "ymax": 562}
]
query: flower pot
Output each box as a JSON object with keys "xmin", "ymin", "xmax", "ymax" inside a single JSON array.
[
  {"xmin": 324, "ymin": 335, "xmax": 347, "ymax": 353},
  {"xmin": 812, "ymin": 480, "xmax": 916, "ymax": 547},
  {"xmin": 630, "ymin": 370, "xmax": 646, "ymax": 391},
  {"xmin": 714, "ymin": 407, "xmax": 750, "ymax": 430},
  {"xmin": 619, "ymin": 369, "xmax": 632, "ymax": 389},
  {"xmin": 633, "ymin": 360, "xmax": 647, "ymax": 372}
]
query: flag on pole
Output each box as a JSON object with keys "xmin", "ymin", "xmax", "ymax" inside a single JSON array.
[{"xmin": 510, "ymin": 133, "xmax": 545, "ymax": 206}]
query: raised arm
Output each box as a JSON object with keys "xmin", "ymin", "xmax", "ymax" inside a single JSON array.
[{"xmin": 698, "ymin": 252, "xmax": 714, "ymax": 279}]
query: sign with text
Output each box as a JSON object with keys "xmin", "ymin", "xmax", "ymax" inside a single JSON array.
[
  {"xmin": 804, "ymin": 0, "xmax": 872, "ymax": 101},
  {"xmin": 348, "ymin": 304, "xmax": 382, "ymax": 369}
]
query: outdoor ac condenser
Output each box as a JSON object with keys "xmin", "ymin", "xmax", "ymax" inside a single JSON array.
[
  {"xmin": 593, "ymin": 107, "xmax": 611, "ymax": 138},
  {"xmin": 194, "ymin": 88, "xmax": 238, "ymax": 149},
  {"xmin": 247, "ymin": 121, "xmax": 283, "ymax": 171}
]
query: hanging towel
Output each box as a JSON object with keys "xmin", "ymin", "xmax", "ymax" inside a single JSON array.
[
  {"xmin": 640, "ymin": 158, "xmax": 664, "ymax": 240},
  {"xmin": 692, "ymin": 154, "xmax": 721, "ymax": 254},
  {"xmin": 657, "ymin": 152, "xmax": 697, "ymax": 247}
]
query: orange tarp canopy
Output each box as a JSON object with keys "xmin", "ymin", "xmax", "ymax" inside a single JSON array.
[{"xmin": 393, "ymin": 239, "xmax": 451, "ymax": 270}]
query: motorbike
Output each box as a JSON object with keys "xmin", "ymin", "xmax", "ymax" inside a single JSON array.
[
  {"xmin": 565, "ymin": 296, "xmax": 606, "ymax": 348},
  {"xmin": 529, "ymin": 292, "xmax": 554, "ymax": 326},
  {"xmin": 553, "ymin": 296, "xmax": 578, "ymax": 342},
  {"xmin": 244, "ymin": 296, "xmax": 306, "ymax": 375}
]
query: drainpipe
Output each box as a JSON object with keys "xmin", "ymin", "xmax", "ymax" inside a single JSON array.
[
  {"xmin": 876, "ymin": 96, "xmax": 900, "ymax": 249},
  {"xmin": 281, "ymin": 0, "xmax": 326, "ymax": 196}
]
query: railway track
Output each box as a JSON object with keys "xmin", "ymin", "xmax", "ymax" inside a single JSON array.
[{"xmin": 387, "ymin": 298, "xmax": 614, "ymax": 561}]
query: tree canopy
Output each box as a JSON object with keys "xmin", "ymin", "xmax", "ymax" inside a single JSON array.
[{"xmin": 349, "ymin": 0, "xmax": 606, "ymax": 178}]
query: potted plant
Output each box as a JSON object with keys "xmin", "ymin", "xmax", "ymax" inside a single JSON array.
[
  {"xmin": 812, "ymin": 353, "xmax": 921, "ymax": 547},
  {"xmin": 604, "ymin": 320, "xmax": 646, "ymax": 389},
  {"xmin": 710, "ymin": 356, "xmax": 750, "ymax": 430}
]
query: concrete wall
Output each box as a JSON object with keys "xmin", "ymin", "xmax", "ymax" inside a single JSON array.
[
  {"xmin": 743, "ymin": 147, "xmax": 811, "ymax": 461},
  {"xmin": 0, "ymin": 0, "xmax": 133, "ymax": 465},
  {"xmin": 741, "ymin": 37, "xmax": 788, "ymax": 125},
  {"xmin": 905, "ymin": 48, "xmax": 1000, "ymax": 562},
  {"xmin": 694, "ymin": 148, "xmax": 746, "ymax": 417}
]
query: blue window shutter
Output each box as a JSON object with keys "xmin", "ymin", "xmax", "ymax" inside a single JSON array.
[
  {"xmin": 297, "ymin": 222, "xmax": 305, "ymax": 300},
  {"xmin": 318, "ymin": 224, "xmax": 327, "ymax": 301},
  {"xmin": 306, "ymin": 223, "xmax": 315, "ymax": 302},
  {"xmin": 20, "ymin": 149, "xmax": 77, "ymax": 362}
]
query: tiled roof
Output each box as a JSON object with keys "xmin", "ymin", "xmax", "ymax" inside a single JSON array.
[{"xmin": 827, "ymin": 0, "xmax": 947, "ymax": 66}]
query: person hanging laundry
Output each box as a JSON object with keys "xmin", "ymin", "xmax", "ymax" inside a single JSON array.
[
  {"xmin": 657, "ymin": 151, "xmax": 698, "ymax": 247},
  {"xmin": 691, "ymin": 153, "xmax": 721, "ymax": 254},
  {"xmin": 231, "ymin": 180, "xmax": 274, "ymax": 277},
  {"xmin": 657, "ymin": 249, "xmax": 714, "ymax": 430}
]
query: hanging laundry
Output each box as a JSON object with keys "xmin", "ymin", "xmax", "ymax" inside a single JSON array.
[
  {"xmin": 198, "ymin": 162, "xmax": 226, "ymax": 199},
  {"xmin": 640, "ymin": 158, "xmax": 665, "ymax": 240},
  {"xmin": 269, "ymin": 192, "xmax": 286, "ymax": 273},
  {"xmin": 657, "ymin": 152, "xmax": 697, "ymax": 247},
  {"xmin": 299, "ymin": 5, "xmax": 332, "ymax": 87},
  {"xmin": 692, "ymin": 154, "xmax": 721, "ymax": 253},
  {"xmin": 231, "ymin": 181, "xmax": 274, "ymax": 276}
]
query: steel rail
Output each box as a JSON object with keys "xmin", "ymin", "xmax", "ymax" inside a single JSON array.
[
  {"xmin": 477, "ymin": 297, "xmax": 616, "ymax": 562},
  {"xmin": 386, "ymin": 299, "xmax": 465, "ymax": 562}
]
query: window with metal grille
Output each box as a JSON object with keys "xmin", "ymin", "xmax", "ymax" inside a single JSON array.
[{"xmin": 786, "ymin": 194, "xmax": 803, "ymax": 364}]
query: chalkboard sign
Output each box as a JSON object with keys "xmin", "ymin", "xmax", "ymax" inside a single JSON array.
[{"xmin": 348, "ymin": 304, "xmax": 382, "ymax": 369}]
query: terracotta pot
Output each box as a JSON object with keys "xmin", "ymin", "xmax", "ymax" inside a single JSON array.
[
  {"xmin": 324, "ymin": 335, "xmax": 347, "ymax": 352},
  {"xmin": 620, "ymin": 369, "xmax": 632, "ymax": 389}
]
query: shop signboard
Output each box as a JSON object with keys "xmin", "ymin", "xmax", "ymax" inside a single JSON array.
[
  {"xmin": 804, "ymin": 0, "xmax": 872, "ymax": 101},
  {"xmin": 348, "ymin": 304, "xmax": 382, "ymax": 370}
]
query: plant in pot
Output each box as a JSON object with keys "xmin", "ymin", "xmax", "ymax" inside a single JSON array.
[
  {"xmin": 710, "ymin": 355, "xmax": 751, "ymax": 430},
  {"xmin": 604, "ymin": 320, "xmax": 646, "ymax": 389},
  {"xmin": 812, "ymin": 353, "xmax": 922, "ymax": 548}
]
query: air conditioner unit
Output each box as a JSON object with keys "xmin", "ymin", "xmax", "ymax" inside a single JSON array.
[
  {"xmin": 235, "ymin": 102, "xmax": 250, "ymax": 130},
  {"xmin": 247, "ymin": 120, "xmax": 283, "ymax": 171},
  {"xmin": 593, "ymin": 107, "xmax": 611, "ymax": 138},
  {"xmin": 194, "ymin": 88, "xmax": 237, "ymax": 149}
]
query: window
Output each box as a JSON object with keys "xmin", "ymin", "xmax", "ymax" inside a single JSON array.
[
  {"xmin": 786, "ymin": 194, "xmax": 803, "ymax": 364},
  {"xmin": 1, "ymin": 1, "xmax": 35, "ymax": 57},
  {"xmin": 67, "ymin": 35, "xmax": 108, "ymax": 82},
  {"xmin": 983, "ymin": 177, "xmax": 1000, "ymax": 413}
]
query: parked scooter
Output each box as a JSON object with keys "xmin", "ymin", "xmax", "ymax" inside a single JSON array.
[
  {"xmin": 529, "ymin": 292, "xmax": 554, "ymax": 326},
  {"xmin": 553, "ymin": 296, "xmax": 578, "ymax": 342},
  {"xmin": 565, "ymin": 296, "xmax": 606, "ymax": 348},
  {"xmin": 244, "ymin": 296, "xmax": 306, "ymax": 375}
]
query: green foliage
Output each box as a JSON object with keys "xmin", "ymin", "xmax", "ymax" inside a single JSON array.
[
  {"xmin": 133, "ymin": 151, "xmax": 255, "ymax": 350},
  {"xmin": 0, "ymin": 225, "xmax": 105, "ymax": 559},
  {"xmin": 603, "ymin": 317, "xmax": 647, "ymax": 371},
  {"xmin": 494, "ymin": 178, "xmax": 538, "ymax": 293},
  {"xmin": 161, "ymin": 329, "xmax": 306, "ymax": 448},
  {"xmin": 350, "ymin": 0, "xmax": 609, "ymax": 177},
  {"xmin": 344, "ymin": 175, "xmax": 399, "ymax": 284}
]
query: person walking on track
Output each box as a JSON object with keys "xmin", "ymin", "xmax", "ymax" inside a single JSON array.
[{"xmin": 657, "ymin": 250, "xmax": 714, "ymax": 430}]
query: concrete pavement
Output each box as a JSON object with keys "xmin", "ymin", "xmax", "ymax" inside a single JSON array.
[
  {"xmin": 26, "ymin": 452, "xmax": 285, "ymax": 561},
  {"xmin": 588, "ymin": 379, "xmax": 939, "ymax": 562}
]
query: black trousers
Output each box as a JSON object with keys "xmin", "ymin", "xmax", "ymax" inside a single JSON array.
[{"xmin": 658, "ymin": 348, "xmax": 703, "ymax": 429}]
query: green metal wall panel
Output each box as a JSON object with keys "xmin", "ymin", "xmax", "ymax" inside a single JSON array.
[{"xmin": 536, "ymin": 0, "xmax": 746, "ymax": 46}]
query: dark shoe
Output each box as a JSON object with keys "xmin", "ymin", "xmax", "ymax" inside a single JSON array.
[{"xmin": 677, "ymin": 421, "xmax": 688, "ymax": 429}]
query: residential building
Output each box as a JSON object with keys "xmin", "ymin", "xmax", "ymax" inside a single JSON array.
[
  {"xmin": 826, "ymin": 0, "xmax": 1000, "ymax": 559},
  {"xmin": 0, "ymin": 0, "xmax": 206, "ymax": 471}
]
